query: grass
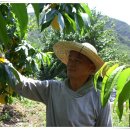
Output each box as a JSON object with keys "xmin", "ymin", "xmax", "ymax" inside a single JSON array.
[
  {"xmin": 112, "ymin": 107, "xmax": 129, "ymax": 127},
  {"xmin": 112, "ymin": 110, "xmax": 129, "ymax": 127},
  {"xmin": 111, "ymin": 103, "xmax": 129, "ymax": 127},
  {"xmin": 0, "ymin": 97, "xmax": 129, "ymax": 127}
]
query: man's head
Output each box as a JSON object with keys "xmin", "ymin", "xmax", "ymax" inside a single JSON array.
[
  {"xmin": 67, "ymin": 50, "xmax": 96, "ymax": 79},
  {"xmin": 53, "ymin": 41, "xmax": 104, "ymax": 73}
]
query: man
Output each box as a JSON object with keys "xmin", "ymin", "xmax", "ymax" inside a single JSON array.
[{"xmin": 11, "ymin": 41, "xmax": 112, "ymax": 126}]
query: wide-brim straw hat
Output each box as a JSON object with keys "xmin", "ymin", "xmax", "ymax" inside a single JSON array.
[{"xmin": 53, "ymin": 41, "xmax": 104, "ymax": 72}]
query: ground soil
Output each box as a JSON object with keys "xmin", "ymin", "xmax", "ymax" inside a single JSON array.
[{"xmin": 0, "ymin": 98, "xmax": 46, "ymax": 127}]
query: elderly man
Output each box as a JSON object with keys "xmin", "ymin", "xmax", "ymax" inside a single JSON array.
[{"xmin": 11, "ymin": 41, "xmax": 112, "ymax": 127}]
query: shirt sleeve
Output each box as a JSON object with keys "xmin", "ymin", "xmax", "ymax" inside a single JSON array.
[
  {"xmin": 12, "ymin": 72, "xmax": 52, "ymax": 105},
  {"xmin": 95, "ymin": 101, "xmax": 112, "ymax": 127}
]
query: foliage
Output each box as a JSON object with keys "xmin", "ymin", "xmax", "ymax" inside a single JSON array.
[
  {"xmin": 0, "ymin": 3, "xmax": 49, "ymax": 104},
  {"xmin": 38, "ymin": 52, "xmax": 66, "ymax": 80},
  {"xmin": 112, "ymin": 105, "xmax": 129, "ymax": 127},
  {"xmin": 40, "ymin": 3, "xmax": 92, "ymax": 34},
  {"xmin": 27, "ymin": 19, "xmax": 66, "ymax": 80},
  {"xmin": 0, "ymin": 3, "xmax": 41, "ymax": 78},
  {"xmin": 0, "ymin": 59, "xmax": 21, "ymax": 104},
  {"xmin": 6, "ymin": 40, "xmax": 43, "ymax": 77},
  {"xmin": 0, "ymin": 3, "xmax": 92, "ymax": 43},
  {"xmin": 11, "ymin": 4, "xmax": 28, "ymax": 39},
  {"xmin": 94, "ymin": 61, "xmax": 130, "ymax": 121},
  {"xmin": 60, "ymin": 10, "xmax": 117, "ymax": 52},
  {"xmin": 99, "ymin": 43, "xmax": 129, "ymax": 63}
]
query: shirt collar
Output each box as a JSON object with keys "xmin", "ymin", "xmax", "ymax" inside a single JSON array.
[{"xmin": 64, "ymin": 77, "xmax": 94, "ymax": 97}]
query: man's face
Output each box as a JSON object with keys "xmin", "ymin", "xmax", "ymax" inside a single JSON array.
[{"xmin": 67, "ymin": 51, "xmax": 95, "ymax": 79}]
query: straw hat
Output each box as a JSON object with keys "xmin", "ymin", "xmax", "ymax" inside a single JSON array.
[{"xmin": 53, "ymin": 41, "xmax": 104, "ymax": 72}]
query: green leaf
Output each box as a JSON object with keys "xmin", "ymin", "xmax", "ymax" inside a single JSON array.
[
  {"xmin": 42, "ymin": 53, "xmax": 51, "ymax": 66},
  {"xmin": 64, "ymin": 13, "xmax": 76, "ymax": 31},
  {"xmin": 15, "ymin": 45, "xmax": 28, "ymax": 57},
  {"xmin": 41, "ymin": 20, "xmax": 52, "ymax": 32},
  {"xmin": 31, "ymin": 3, "xmax": 40, "ymax": 26},
  {"xmin": 74, "ymin": 13, "xmax": 84, "ymax": 34},
  {"xmin": 118, "ymin": 80, "xmax": 130, "ymax": 120},
  {"xmin": 36, "ymin": 53, "xmax": 42, "ymax": 60},
  {"xmin": 42, "ymin": 9, "xmax": 57, "ymax": 24},
  {"xmin": 53, "ymin": 62, "xmax": 64, "ymax": 78},
  {"xmin": 7, "ymin": 95, "xmax": 13, "ymax": 104},
  {"xmin": 125, "ymin": 100, "xmax": 129, "ymax": 112},
  {"xmin": 46, "ymin": 54, "xmax": 51, "ymax": 66},
  {"xmin": 57, "ymin": 12, "xmax": 65, "ymax": 30},
  {"xmin": 39, "ymin": 3, "xmax": 45, "ymax": 13},
  {"xmin": 63, "ymin": 16, "xmax": 73, "ymax": 34},
  {"xmin": 94, "ymin": 62, "xmax": 107, "ymax": 91},
  {"xmin": 103, "ymin": 65, "xmax": 126, "ymax": 107},
  {"xmin": 94, "ymin": 61, "xmax": 115, "ymax": 91},
  {"xmin": 11, "ymin": 3, "xmax": 28, "ymax": 38},
  {"xmin": 49, "ymin": 62, "xmax": 57, "ymax": 75},
  {"xmin": 80, "ymin": 3, "xmax": 92, "ymax": 17},
  {"xmin": 31, "ymin": 59, "xmax": 39, "ymax": 72},
  {"xmin": 113, "ymin": 67, "xmax": 130, "ymax": 109},
  {"xmin": 40, "ymin": 10, "xmax": 56, "ymax": 32},
  {"xmin": 0, "ymin": 12, "xmax": 10, "ymax": 47},
  {"xmin": 101, "ymin": 63, "xmax": 119, "ymax": 106}
]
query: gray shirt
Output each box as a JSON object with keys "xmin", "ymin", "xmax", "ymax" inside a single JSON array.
[{"xmin": 13, "ymin": 74, "xmax": 112, "ymax": 127}]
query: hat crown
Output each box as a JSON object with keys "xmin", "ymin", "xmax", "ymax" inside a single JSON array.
[{"xmin": 82, "ymin": 43, "xmax": 97, "ymax": 54}]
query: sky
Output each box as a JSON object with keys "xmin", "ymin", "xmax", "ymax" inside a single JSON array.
[{"xmin": 86, "ymin": 0, "xmax": 130, "ymax": 25}]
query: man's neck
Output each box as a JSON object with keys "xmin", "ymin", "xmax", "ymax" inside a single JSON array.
[{"xmin": 69, "ymin": 76, "xmax": 90, "ymax": 91}]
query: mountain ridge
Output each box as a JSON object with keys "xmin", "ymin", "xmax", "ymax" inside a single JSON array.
[{"xmin": 109, "ymin": 17, "xmax": 130, "ymax": 46}]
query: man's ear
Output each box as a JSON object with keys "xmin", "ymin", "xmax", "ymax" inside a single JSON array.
[{"xmin": 90, "ymin": 64, "xmax": 96, "ymax": 74}]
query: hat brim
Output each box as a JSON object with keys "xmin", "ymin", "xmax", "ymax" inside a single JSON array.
[{"xmin": 53, "ymin": 41, "xmax": 104, "ymax": 72}]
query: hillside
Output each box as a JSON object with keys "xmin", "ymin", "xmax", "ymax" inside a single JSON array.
[
  {"xmin": 111, "ymin": 18, "xmax": 130, "ymax": 47},
  {"xmin": 105, "ymin": 17, "xmax": 130, "ymax": 63}
]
